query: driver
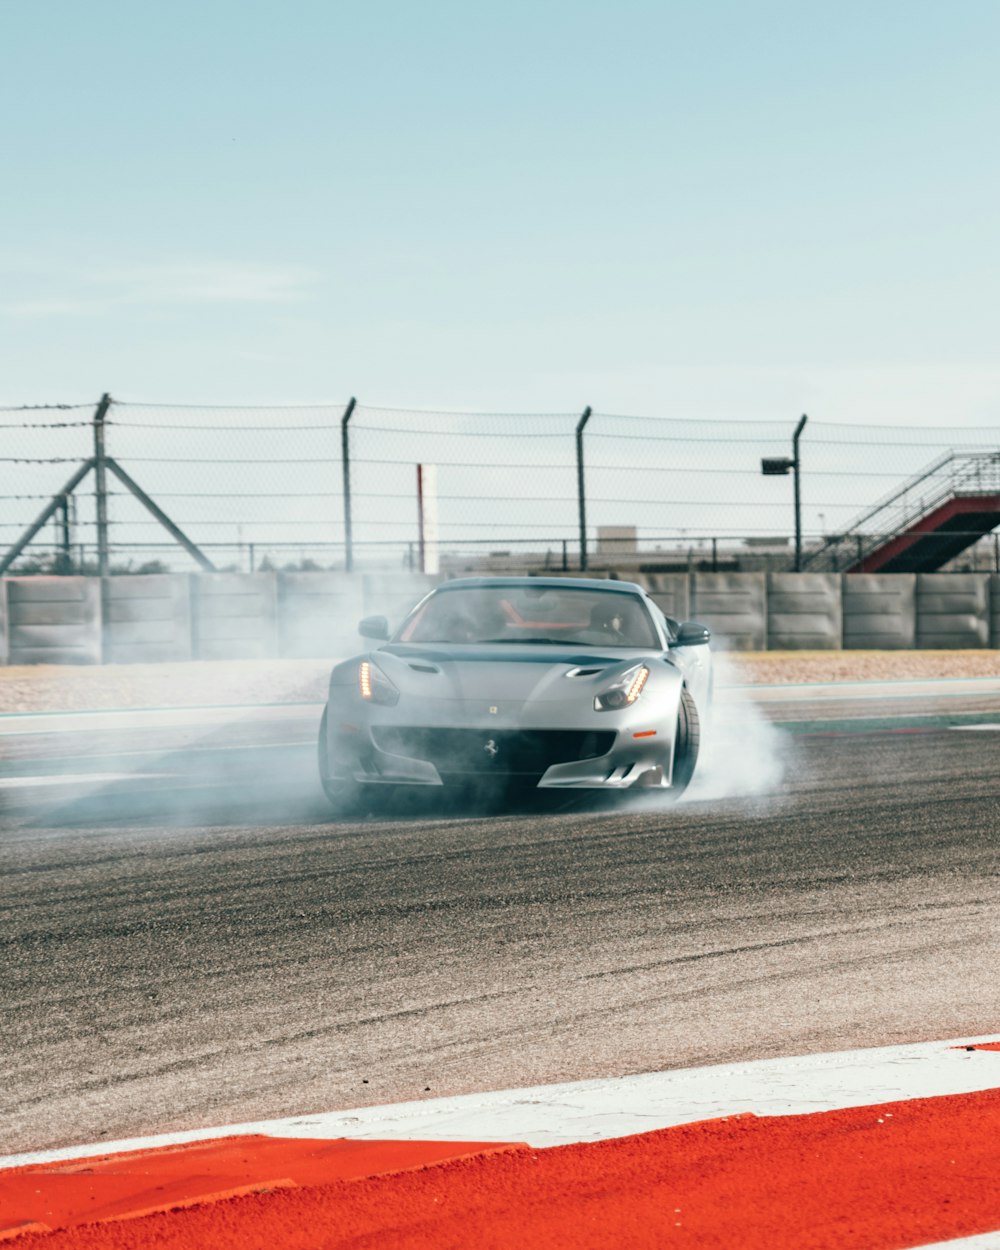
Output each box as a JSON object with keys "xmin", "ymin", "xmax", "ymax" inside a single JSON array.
[
  {"xmin": 467, "ymin": 599, "xmax": 509, "ymax": 642},
  {"xmin": 585, "ymin": 600, "xmax": 626, "ymax": 642},
  {"xmin": 427, "ymin": 597, "xmax": 509, "ymax": 643}
]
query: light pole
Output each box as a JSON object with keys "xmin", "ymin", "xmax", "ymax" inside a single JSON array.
[
  {"xmin": 340, "ymin": 397, "xmax": 357, "ymax": 572},
  {"xmin": 576, "ymin": 406, "xmax": 592, "ymax": 571},
  {"xmin": 761, "ymin": 414, "xmax": 808, "ymax": 571}
]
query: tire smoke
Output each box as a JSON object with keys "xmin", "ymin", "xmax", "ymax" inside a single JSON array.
[{"xmin": 682, "ymin": 654, "xmax": 792, "ymax": 803}]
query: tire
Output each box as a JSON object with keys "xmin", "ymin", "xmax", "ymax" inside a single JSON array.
[
  {"xmin": 317, "ymin": 707, "xmax": 364, "ymax": 814},
  {"xmin": 670, "ymin": 686, "xmax": 701, "ymax": 797}
]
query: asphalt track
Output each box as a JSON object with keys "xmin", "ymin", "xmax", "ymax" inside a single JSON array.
[{"xmin": 2, "ymin": 683, "xmax": 1000, "ymax": 1158}]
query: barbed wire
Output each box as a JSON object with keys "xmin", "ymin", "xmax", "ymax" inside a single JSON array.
[
  {"xmin": 105, "ymin": 421, "xmax": 347, "ymax": 431},
  {"xmin": 9, "ymin": 397, "xmax": 1000, "ymax": 434},
  {"xmin": 0, "ymin": 403, "xmax": 92, "ymax": 412},
  {"xmin": 98, "ymin": 428, "xmax": 1000, "ymax": 450},
  {"xmin": 0, "ymin": 455, "xmax": 976, "ymax": 474},
  {"xmin": 4, "ymin": 398, "xmax": 1000, "ymax": 574},
  {"xmin": 110, "ymin": 400, "xmax": 349, "ymax": 411},
  {"xmin": 115, "ymin": 469, "xmax": 923, "ymax": 488},
  {"xmin": 594, "ymin": 410, "xmax": 1000, "ymax": 435},
  {"xmin": 587, "ymin": 431, "xmax": 790, "ymax": 445},
  {"xmin": 0, "ymin": 496, "xmax": 888, "ymax": 529},
  {"xmin": 0, "ymin": 420, "xmax": 93, "ymax": 429},
  {"xmin": 63, "ymin": 528, "xmax": 1000, "ymax": 547}
]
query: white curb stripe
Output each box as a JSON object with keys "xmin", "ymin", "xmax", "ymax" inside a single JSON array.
[
  {"xmin": 910, "ymin": 1235, "xmax": 1000, "ymax": 1249},
  {"xmin": 5, "ymin": 1034, "xmax": 1000, "ymax": 1169}
]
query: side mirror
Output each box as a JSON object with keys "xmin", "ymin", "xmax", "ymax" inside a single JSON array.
[
  {"xmin": 674, "ymin": 621, "xmax": 711, "ymax": 647},
  {"xmin": 358, "ymin": 614, "xmax": 389, "ymax": 641}
]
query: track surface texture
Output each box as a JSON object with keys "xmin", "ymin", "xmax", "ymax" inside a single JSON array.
[{"xmin": 3, "ymin": 693, "xmax": 1000, "ymax": 1157}]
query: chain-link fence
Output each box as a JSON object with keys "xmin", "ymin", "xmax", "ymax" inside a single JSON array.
[{"xmin": 3, "ymin": 396, "xmax": 1000, "ymax": 574}]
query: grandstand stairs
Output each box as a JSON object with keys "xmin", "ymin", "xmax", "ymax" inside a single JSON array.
[{"xmin": 805, "ymin": 450, "xmax": 1000, "ymax": 574}]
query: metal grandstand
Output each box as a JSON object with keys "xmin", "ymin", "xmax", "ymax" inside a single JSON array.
[{"xmin": 804, "ymin": 450, "xmax": 1000, "ymax": 573}]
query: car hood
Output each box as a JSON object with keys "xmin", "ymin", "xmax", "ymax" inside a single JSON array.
[{"xmin": 375, "ymin": 643, "xmax": 653, "ymax": 705}]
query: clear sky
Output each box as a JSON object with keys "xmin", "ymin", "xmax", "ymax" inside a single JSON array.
[{"xmin": 3, "ymin": 0, "xmax": 999, "ymax": 424}]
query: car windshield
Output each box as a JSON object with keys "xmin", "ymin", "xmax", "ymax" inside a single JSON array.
[{"xmin": 398, "ymin": 585, "xmax": 659, "ymax": 648}]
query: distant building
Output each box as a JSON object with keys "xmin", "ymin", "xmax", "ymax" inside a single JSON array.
[{"xmin": 596, "ymin": 526, "xmax": 638, "ymax": 555}]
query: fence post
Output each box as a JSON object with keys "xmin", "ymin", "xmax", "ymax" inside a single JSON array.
[
  {"xmin": 105, "ymin": 457, "xmax": 216, "ymax": 571},
  {"xmin": 0, "ymin": 458, "xmax": 96, "ymax": 577},
  {"xmin": 341, "ymin": 397, "xmax": 357, "ymax": 572},
  {"xmin": 761, "ymin": 414, "xmax": 807, "ymax": 571},
  {"xmin": 576, "ymin": 406, "xmax": 592, "ymax": 571},
  {"xmin": 792, "ymin": 413, "xmax": 807, "ymax": 572},
  {"xmin": 56, "ymin": 495, "xmax": 72, "ymax": 573},
  {"xmin": 92, "ymin": 392, "xmax": 112, "ymax": 577}
]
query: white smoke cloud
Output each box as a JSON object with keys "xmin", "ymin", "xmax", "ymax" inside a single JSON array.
[{"xmin": 681, "ymin": 654, "xmax": 791, "ymax": 803}]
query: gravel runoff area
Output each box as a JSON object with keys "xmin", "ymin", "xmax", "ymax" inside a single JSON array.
[
  {"xmin": 0, "ymin": 660, "xmax": 333, "ymax": 715},
  {"xmin": 0, "ymin": 650, "xmax": 997, "ymax": 715}
]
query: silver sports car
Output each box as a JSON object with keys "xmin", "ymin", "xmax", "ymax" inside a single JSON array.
[{"xmin": 318, "ymin": 576, "xmax": 712, "ymax": 810}]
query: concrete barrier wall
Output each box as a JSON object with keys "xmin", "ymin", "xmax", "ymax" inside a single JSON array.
[
  {"xmin": 0, "ymin": 578, "xmax": 7, "ymax": 665},
  {"xmin": 992, "ymin": 575, "xmax": 1000, "ymax": 646},
  {"xmin": 985, "ymin": 575, "xmax": 1000, "ymax": 650},
  {"xmin": 690, "ymin": 572, "xmax": 767, "ymax": 650},
  {"xmin": 767, "ymin": 572, "xmax": 842, "ymax": 650},
  {"xmin": 992, "ymin": 576, "xmax": 1000, "ymax": 648},
  {"xmin": 362, "ymin": 573, "xmax": 439, "ymax": 631},
  {"xmin": 842, "ymin": 573, "xmax": 916, "ymax": 650},
  {"xmin": 103, "ymin": 574, "xmax": 193, "ymax": 664},
  {"xmin": 5, "ymin": 576, "xmax": 102, "ymax": 665},
  {"xmin": 914, "ymin": 573, "xmax": 991, "ymax": 649},
  {"xmin": 191, "ymin": 573, "xmax": 278, "ymax": 661},
  {"xmin": 626, "ymin": 573, "xmax": 690, "ymax": 624},
  {"xmin": 278, "ymin": 571, "xmax": 365, "ymax": 658},
  {"xmin": 3, "ymin": 571, "xmax": 1000, "ymax": 662}
]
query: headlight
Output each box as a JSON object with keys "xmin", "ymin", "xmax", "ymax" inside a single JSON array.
[
  {"xmin": 594, "ymin": 663, "xmax": 649, "ymax": 711},
  {"xmin": 359, "ymin": 659, "xmax": 399, "ymax": 706}
]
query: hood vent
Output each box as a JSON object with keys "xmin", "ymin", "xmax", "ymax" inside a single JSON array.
[
  {"xmin": 408, "ymin": 662, "xmax": 441, "ymax": 674},
  {"xmin": 565, "ymin": 666, "xmax": 605, "ymax": 678}
]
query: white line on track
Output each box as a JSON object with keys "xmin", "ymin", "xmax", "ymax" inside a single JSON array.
[
  {"xmin": 950, "ymin": 724, "xmax": 1000, "ymax": 731},
  {"xmin": 0, "ymin": 703, "xmax": 323, "ymax": 736},
  {"xmin": 0, "ymin": 772, "xmax": 169, "ymax": 790},
  {"xmin": 5, "ymin": 1034, "xmax": 1000, "ymax": 1168},
  {"xmin": 0, "ymin": 741, "xmax": 314, "ymax": 767},
  {"xmin": 724, "ymin": 679, "xmax": 1000, "ymax": 703}
]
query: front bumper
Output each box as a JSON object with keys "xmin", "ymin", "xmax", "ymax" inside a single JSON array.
[{"xmin": 330, "ymin": 722, "xmax": 675, "ymax": 790}]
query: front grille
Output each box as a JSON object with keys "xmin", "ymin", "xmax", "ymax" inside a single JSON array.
[{"xmin": 371, "ymin": 727, "xmax": 616, "ymax": 777}]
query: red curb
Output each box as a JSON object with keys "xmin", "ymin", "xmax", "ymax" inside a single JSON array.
[
  {"xmin": 0, "ymin": 1226, "xmax": 51, "ymax": 1244},
  {"xmin": 12, "ymin": 1088, "xmax": 1000, "ymax": 1250},
  {"xmin": 0, "ymin": 1135, "xmax": 524, "ymax": 1239}
]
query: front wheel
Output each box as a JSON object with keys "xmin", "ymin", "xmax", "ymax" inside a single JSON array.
[
  {"xmin": 317, "ymin": 707, "xmax": 364, "ymax": 814},
  {"xmin": 630, "ymin": 686, "xmax": 700, "ymax": 804},
  {"xmin": 670, "ymin": 687, "xmax": 701, "ymax": 797}
]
